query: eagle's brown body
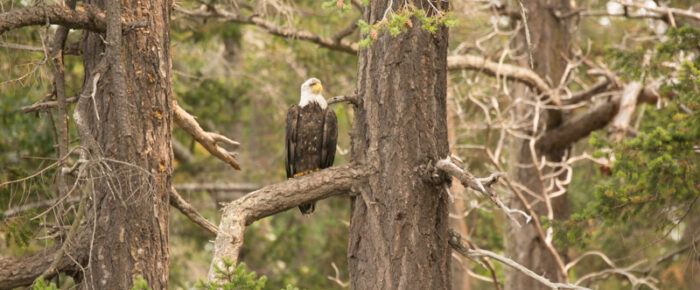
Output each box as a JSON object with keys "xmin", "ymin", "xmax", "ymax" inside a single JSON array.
[{"xmin": 285, "ymin": 102, "xmax": 337, "ymax": 214}]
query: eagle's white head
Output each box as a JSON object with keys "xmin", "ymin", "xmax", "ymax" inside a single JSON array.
[{"xmin": 299, "ymin": 78, "xmax": 327, "ymax": 109}]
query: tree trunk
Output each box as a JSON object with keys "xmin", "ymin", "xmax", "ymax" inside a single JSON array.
[
  {"xmin": 503, "ymin": 0, "xmax": 571, "ymax": 289},
  {"xmin": 348, "ymin": 1, "xmax": 451, "ymax": 289},
  {"xmin": 79, "ymin": 0, "xmax": 172, "ymax": 288}
]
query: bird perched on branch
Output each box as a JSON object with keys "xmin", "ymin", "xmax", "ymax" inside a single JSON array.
[{"xmin": 285, "ymin": 78, "xmax": 338, "ymax": 215}]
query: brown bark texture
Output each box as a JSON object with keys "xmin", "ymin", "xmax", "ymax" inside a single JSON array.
[
  {"xmin": 77, "ymin": 0, "xmax": 173, "ymax": 287},
  {"xmin": 348, "ymin": 1, "xmax": 451, "ymax": 289},
  {"xmin": 504, "ymin": 0, "xmax": 572, "ymax": 289}
]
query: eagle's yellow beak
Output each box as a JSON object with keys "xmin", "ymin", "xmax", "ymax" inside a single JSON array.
[{"xmin": 311, "ymin": 82, "xmax": 323, "ymax": 94}]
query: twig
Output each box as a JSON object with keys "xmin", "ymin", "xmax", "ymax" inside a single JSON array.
[
  {"xmin": 327, "ymin": 94, "xmax": 359, "ymax": 106},
  {"xmin": 174, "ymin": 6, "xmax": 358, "ymax": 54},
  {"xmin": 3, "ymin": 196, "xmax": 81, "ymax": 218},
  {"xmin": 616, "ymin": 0, "xmax": 700, "ymax": 22},
  {"xmin": 449, "ymin": 230, "xmax": 589, "ymax": 290},
  {"xmin": 169, "ymin": 186, "xmax": 218, "ymax": 235},
  {"xmin": 435, "ymin": 157, "xmax": 529, "ymax": 226},
  {"xmin": 20, "ymin": 97, "xmax": 78, "ymax": 113},
  {"xmin": 36, "ymin": 186, "xmax": 87, "ymax": 281}
]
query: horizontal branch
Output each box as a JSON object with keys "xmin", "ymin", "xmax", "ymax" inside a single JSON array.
[
  {"xmin": 537, "ymin": 82, "xmax": 669, "ymax": 152},
  {"xmin": 0, "ymin": 234, "xmax": 87, "ymax": 290},
  {"xmin": 175, "ymin": 6, "xmax": 358, "ymax": 54},
  {"xmin": 447, "ymin": 54, "xmax": 552, "ymax": 96},
  {"xmin": 173, "ymin": 182, "xmax": 260, "ymax": 193},
  {"xmin": 173, "ymin": 100, "xmax": 241, "ymax": 170},
  {"xmin": 0, "ymin": 5, "xmax": 106, "ymax": 35},
  {"xmin": 436, "ymin": 157, "xmax": 530, "ymax": 225},
  {"xmin": 327, "ymin": 94, "xmax": 359, "ymax": 106},
  {"xmin": 208, "ymin": 163, "xmax": 368, "ymax": 281},
  {"xmin": 448, "ymin": 230, "xmax": 589, "ymax": 290},
  {"xmin": 0, "ymin": 41, "xmax": 81, "ymax": 55},
  {"xmin": 617, "ymin": 0, "xmax": 700, "ymax": 22}
]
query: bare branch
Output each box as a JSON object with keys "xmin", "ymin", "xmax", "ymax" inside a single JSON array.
[
  {"xmin": 616, "ymin": 0, "xmax": 700, "ymax": 22},
  {"xmin": 209, "ymin": 164, "xmax": 368, "ymax": 281},
  {"xmin": 435, "ymin": 157, "xmax": 530, "ymax": 226},
  {"xmin": 448, "ymin": 54, "xmax": 551, "ymax": 96},
  {"xmin": 561, "ymin": 78, "xmax": 611, "ymax": 106},
  {"xmin": 21, "ymin": 96, "xmax": 78, "ymax": 113},
  {"xmin": 173, "ymin": 182, "xmax": 261, "ymax": 193},
  {"xmin": 173, "ymin": 101, "xmax": 241, "ymax": 170},
  {"xmin": 170, "ymin": 186, "xmax": 218, "ymax": 236},
  {"xmin": 3, "ymin": 196, "xmax": 80, "ymax": 218},
  {"xmin": 0, "ymin": 236, "xmax": 87, "ymax": 290},
  {"xmin": 609, "ymin": 82, "xmax": 643, "ymax": 141},
  {"xmin": 449, "ymin": 230, "xmax": 589, "ymax": 290},
  {"xmin": 1, "ymin": 5, "xmax": 106, "ymax": 35},
  {"xmin": 175, "ymin": 6, "xmax": 358, "ymax": 55},
  {"xmin": 537, "ymin": 82, "xmax": 669, "ymax": 152},
  {"xmin": 332, "ymin": 17, "xmax": 359, "ymax": 44},
  {"xmin": 328, "ymin": 94, "xmax": 358, "ymax": 106}
]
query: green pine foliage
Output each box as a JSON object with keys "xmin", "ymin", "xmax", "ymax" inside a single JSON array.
[
  {"xmin": 131, "ymin": 275, "xmax": 151, "ymax": 290},
  {"xmin": 565, "ymin": 27, "xmax": 699, "ymax": 244},
  {"xmin": 196, "ymin": 261, "xmax": 268, "ymax": 290},
  {"xmin": 356, "ymin": 4, "xmax": 457, "ymax": 48},
  {"xmin": 31, "ymin": 277, "xmax": 59, "ymax": 290}
]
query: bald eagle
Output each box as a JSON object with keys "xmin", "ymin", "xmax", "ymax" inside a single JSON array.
[{"xmin": 285, "ymin": 78, "xmax": 338, "ymax": 215}]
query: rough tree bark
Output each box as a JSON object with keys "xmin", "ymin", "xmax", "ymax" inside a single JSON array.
[
  {"xmin": 504, "ymin": 0, "xmax": 572, "ymax": 289},
  {"xmin": 78, "ymin": 0, "xmax": 172, "ymax": 287},
  {"xmin": 347, "ymin": 1, "xmax": 451, "ymax": 289}
]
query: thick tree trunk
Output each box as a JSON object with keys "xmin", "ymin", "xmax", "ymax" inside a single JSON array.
[
  {"xmin": 348, "ymin": 1, "xmax": 451, "ymax": 289},
  {"xmin": 79, "ymin": 0, "xmax": 172, "ymax": 288},
  {"xmin": 503, "ymin": 1, "xmax": 571, "ymax": 289}
]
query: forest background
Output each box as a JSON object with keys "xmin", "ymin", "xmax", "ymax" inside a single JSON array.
[{"xmin": 1, "ymin": 0, "xmax": 698, "ymax": 289}]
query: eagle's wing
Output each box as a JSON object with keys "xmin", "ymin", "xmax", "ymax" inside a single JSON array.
[
  {"xmin": 285, "ymin": 105, "xmax": 301, "ymax": 178},
  {"xmin": 320, "ymin": 108, "xmax": 338, "ymax": 169}
]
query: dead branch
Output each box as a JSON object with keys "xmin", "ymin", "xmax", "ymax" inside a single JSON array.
[
  {"xmin": 209, "ymin": 164, "xmax": 368, "ymax": 281},
  {"xmin": 537, "ymin": 82, "xmax": 668, "ymax": 152},
  {"xmin": 561, "ymin": 78, "xmax": 611, "ymax": 106},
  {"xmin": 449, "ymin": 230, "xmax": 589, "ymax": 290},
  {"xmin": 608, "ymin": 82, "xmax": 643, "ymax": 141},
  {"xmin": 1, "ymin": 5, "xmax": 106, "ymax": 35},
  {"xmin": 327, "ymin": 94, "xmax": 358, "ymax": 106},
  {"xmin": 435, "ymin": 157, "xmax": 530, "ymax": 226},
  {"xmin": 173, "ymin": 182, "xmax": 261, "ymax": 193},
  {"xmin": 3, "ymin": 196, "xmax": 80, "ymax": 218},
  {"xmin": 170, "ymin": 186, "xmax": 218, "ymax": 236},
  {"xmin": 0, "ymin": 237, "xmax": 88, "ymax": 290},
  {"xmin": 448, "ymin": 54, "xmax": 551, "ymax": 97},
  {"xmin": 173, "ymin": 100, "xmax": 241, "ymax": 170},
  {"xmin": 20, "ymin": 97, "xmax": 78, "ymax": 113},
  {"xmin": 175, "ymin": 6, "xmax": 358, "ymax": 54},
  {"xmin": 332, "ymin": 17, "xmax": 359, "ymax": 44},
  {"xmin": 616, "ymin": 0, "xmax": 700, "ymax": 22}
]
